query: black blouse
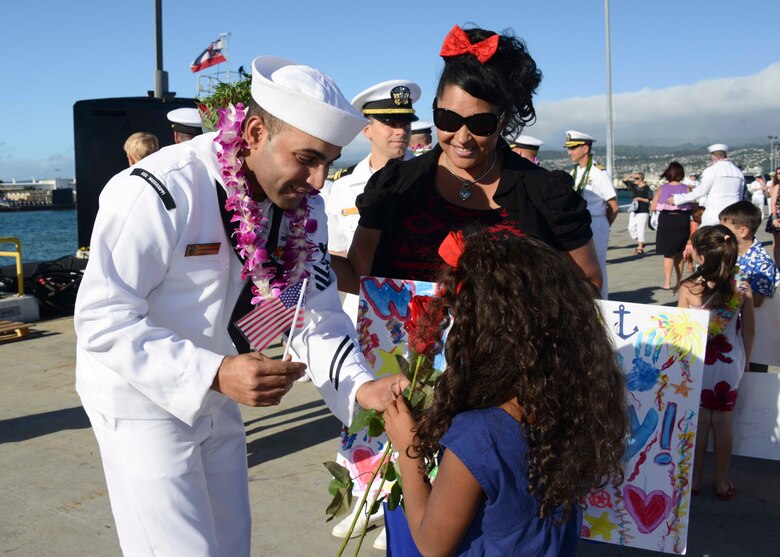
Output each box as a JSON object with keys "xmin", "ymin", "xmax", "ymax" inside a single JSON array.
[{"xmin": 357, "ymin": 142, "xmax": 593, "ymax": 281}]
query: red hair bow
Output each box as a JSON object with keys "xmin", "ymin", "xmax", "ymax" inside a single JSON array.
[
  {"xmin": 439, "ymin": 25, "xmax": 499, "ymax": 64},
  {"xmin": 438, "ymin": 230, "xmax": 466, "ymax": 269}
]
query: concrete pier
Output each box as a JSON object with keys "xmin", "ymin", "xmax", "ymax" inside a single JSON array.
[{"xmin": 1, "ymin": 213, "xmax": 778, "ymax": 556}]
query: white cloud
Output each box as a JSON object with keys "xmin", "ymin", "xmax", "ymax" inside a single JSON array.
[
  {"xmin": 8, "ymin": 64, "xmax": 780, "ymax": 178},
  {"xmin": 531, "ymin": 63, "xmax": 780, "ymax": 147}
]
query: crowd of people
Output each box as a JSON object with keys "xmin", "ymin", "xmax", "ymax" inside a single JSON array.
[{"xmin": 73, "ymin": 22, "xmax": 778, "ymax": 557}]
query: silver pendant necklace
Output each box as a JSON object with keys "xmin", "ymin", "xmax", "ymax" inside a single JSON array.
[{"xmin": 443, "ymin": 151, "xmax": 498, "ymax": 202}]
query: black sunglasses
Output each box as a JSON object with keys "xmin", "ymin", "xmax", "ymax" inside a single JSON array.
[{"xmin": 433, "ymin": 107, "xmax": 500, "ymax": 136}]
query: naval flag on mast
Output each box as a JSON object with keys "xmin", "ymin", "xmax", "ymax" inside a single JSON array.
[{"xmin": 190, "ymin": 38, "xmax": 227, "ymax": 73}]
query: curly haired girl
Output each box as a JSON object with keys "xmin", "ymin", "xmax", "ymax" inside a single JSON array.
[
  {"xmin": 676, "ymin": 225, "xmax": 755, "ymax": 500},
  {"xmin": 384, "ymin": 231, "xmax": 627, "ymax": 556}
]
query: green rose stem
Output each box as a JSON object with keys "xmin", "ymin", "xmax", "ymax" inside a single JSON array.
[
  {"xmin": 336, "ymin": 354, "xmax": 426, "ymax": 556},
  {"xmin": 335, "ymin": 445, "xmax": 391, "ymax": 557},
  {"xmin": 351, "ymin": 451, "xmax": 392, "ymax": 556}
]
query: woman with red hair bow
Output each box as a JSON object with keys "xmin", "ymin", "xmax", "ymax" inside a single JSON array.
[
  {"xmin": 332, "ymin": 25, "xmax": 600, "ymax": 297},
  {"xmin": 330, "ymin": 25, "xmax": 603, "ymax": 556}
]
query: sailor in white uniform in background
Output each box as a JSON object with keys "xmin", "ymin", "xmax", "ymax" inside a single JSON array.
[
  {"xmin": 409, "ymin": 119, "xmax": 434, "ymax": 155},
  {"xmin": 507, "ymin": 134, "xmax": 544, "ymax": 164},
  {"xmin": 324, "ymin": 79, "xmax": 420, "ymax": 551},
  {"xmin": 673, "ymin": 143, "xmax": 745, "ymax": 226},
  {"xmin": 565, "ymin": 131, "xmax": 618, "ymax": 299},
  {"xmin": 75, "ymin": 56, "xmax": 404, "ymax": 557},
  {"xmin": 326, "ymin": 79, "xmax": 421, "ymax": 294},
  {"xmin": 750, "ymin": 174, "xmax": 767, "ymax": 218},
  {"xmin": 166, "ymin": 107, "xmax": 204, "ymax": 143}
]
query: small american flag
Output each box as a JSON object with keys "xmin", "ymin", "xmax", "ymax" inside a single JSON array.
[{"xmin": 235, "ymin": 281, "xmax": 305, "ymax": 352}]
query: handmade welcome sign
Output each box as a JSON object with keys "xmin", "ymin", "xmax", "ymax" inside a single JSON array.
[
  {"xmin": 344, "ymin": 278, "xmax": 709, "ymax": 554},
  {"xmin": 335, "ymin": 278, "xmax": 443, "ymax": 494},
  {"xmin": 584, "ymin": 300, "xmax": 708, "ymax": 554}
]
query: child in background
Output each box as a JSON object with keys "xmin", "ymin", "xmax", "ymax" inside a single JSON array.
[
  {"xmin": 719, "ymin": 201, "xmax": 779, "ymax": 308},
  {"xmin": 677, "ymin": 225, "xmax": 755, "ymax": 500},
  {"xmin": 683, "ymin": 206, "xmax": 704, "ymax": 273},
  {"xmin": 123, "ymin": 132, "xmax": 159, "ymax": 166},
  {"xmin": 383, "ymin": 231, "xmax": 628, "ymax": 556}
]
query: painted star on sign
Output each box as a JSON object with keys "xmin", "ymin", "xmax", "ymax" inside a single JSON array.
[
  {"xmin": 671, "ymin": 381, "xmax": 692, "ymax": 397},
  {"xmin": 585, "ymin": 511, "xmax": 618, "ymax": 541}
]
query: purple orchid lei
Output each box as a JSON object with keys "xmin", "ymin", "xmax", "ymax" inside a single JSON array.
[{"xmin": 214, "ymin": 103, "xmax": 319, "ymax": 304}]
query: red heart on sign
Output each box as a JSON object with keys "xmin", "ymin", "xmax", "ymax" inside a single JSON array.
[{"xmin": 623, "ymin": 485, "xmax": 673, "ymax": 534}]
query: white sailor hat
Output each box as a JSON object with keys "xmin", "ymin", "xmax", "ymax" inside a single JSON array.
[
  {"xmin": 351, "ymin": 80, "xmax": 421, "ymax": 123},
  {"xmin": 251, "ymin": 56, "xmax": 367, "ymax": 147},
  {"xmin": 411, "ymin": 119, "xmax": 433, "ymax": 134},
  {"xmin": 508, "ymin": 134, "xmax": 544, "ymax": 150},
  {"xmin": 564, "ymin": 130, "xmax": 595, "ymax": 148},
  {"xmin": 708, "ymin": 143, "xmax": 729, "ymax": 153},
  {"xmin": 167, "ymin": 108, "xmax": 203, "ymax": 136}
]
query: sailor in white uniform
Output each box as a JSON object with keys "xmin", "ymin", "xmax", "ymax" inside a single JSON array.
[
  {"xmin": 410, "ymin": 119, "xmax": 434, "ymax": 155},
  {"xmin": 507, "ymin": 134, "xmax": 543, "ymax": 164},
  {"xmin": 327, "ymin": 80, "xmax": 420, "ymax": 259},
  {"xmin": 166, "ymin": 107, "xmax": 204, "ymax": 143},
  {"xmin": 750, "ymin": 174, "xmax": 768, "ymax": 218},
  {"xmin": 75, "ymin": 56, "xmax": 404, "ymax": 557},
  {"xmin": 325, "ymin": 79, "xmax": 420, "ymax": 551},
  {"xmin": 565, "ymin": 131, "xmax": 618, "ymax": 299},
  {"xmin": 673, "ymin": 143, "xmax": 745, "ymax": 226},
  {"xmin": 326, "ymin": 79, "xmax": 420, "ymax": 270}
]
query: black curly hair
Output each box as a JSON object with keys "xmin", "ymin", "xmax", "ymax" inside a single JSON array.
[
  {"xmin": 412, "ymin": 231, "xmax": 627, "ymax": 521},
  {"xmin": 436, "ymin": 26, "xmax": 543, "ymax": 137}
]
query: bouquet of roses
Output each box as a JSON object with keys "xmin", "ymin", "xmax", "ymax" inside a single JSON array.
[{"xmin": 324, "ymin": 292, "xmax": 449, "ymax": 556}]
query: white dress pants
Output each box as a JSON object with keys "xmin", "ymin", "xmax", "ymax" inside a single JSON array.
[
  {"xmin": 627, "ymin": 212, "xmax": 649, "ymax": 244},
  {"xmin": 84, "ymin": 403, "xmax": 250, "ymax": 557}
]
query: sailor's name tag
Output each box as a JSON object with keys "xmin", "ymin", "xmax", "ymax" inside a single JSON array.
[
  {"xmin": 341, "ymin": 207, "xmax": 359, "ymax": 216},
  {"xmin": 185, "ymin": 243, "xmax": 221, "ymax": 256}
]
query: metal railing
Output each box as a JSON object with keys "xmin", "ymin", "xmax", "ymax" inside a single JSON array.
[{"xmin": 0, "ymin": 237, "xmax": 24, "ymax": 296}]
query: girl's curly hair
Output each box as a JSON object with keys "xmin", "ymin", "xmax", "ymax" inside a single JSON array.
[{"xmin": 412, "ymin": 231, "xmax": 627, "ymax": 521}]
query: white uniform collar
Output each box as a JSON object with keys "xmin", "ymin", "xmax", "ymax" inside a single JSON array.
[{"xmin": 186, "ymin": 132, "xmax": 223, "ymax": 185}]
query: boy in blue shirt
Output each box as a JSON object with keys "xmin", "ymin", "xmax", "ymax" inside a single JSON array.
[
  {"xmin": 719, "ymin": 201, "xmax": 779, "ymax": 308},
  {"xmin": 720, "ymin": 201, "xmax": 779, "ymax": 372}
]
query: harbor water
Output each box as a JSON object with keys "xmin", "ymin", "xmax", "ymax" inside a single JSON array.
[
  {"xmin": 0, "ymin": 193, "xmax": 636, "ymax": 266},
  {"xmin": 0, "ymin": 209, "xmax": 78, "ymax": 264}
]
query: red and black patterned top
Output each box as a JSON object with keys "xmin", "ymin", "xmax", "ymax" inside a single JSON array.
[{"xmin": 357, "ymin": 142, "xmax": 593, "ymax": 283}]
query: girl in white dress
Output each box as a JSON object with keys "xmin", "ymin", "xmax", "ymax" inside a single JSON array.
[{"xmin": 677, "ymin": 225, "xmax": 755, "ymax": 500}]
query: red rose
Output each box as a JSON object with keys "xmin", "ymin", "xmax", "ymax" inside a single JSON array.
[{"xmin": 403, "ymin": 295, "xmax": 447, "ymax": 357}]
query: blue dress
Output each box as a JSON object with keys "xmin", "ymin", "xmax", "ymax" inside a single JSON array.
[{"xmin": 386, "ymin": 407, "xmax": 581, "ymax": 556}]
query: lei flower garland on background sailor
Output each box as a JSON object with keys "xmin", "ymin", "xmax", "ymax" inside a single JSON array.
[{"xmin": 214, "ymin": 103, "xmax": 319, "ymax": 303}]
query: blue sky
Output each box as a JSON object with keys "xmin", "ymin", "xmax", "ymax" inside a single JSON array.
[{"xmin": 2, "ymin": 0, "xmax": 779, "ymax": 180}]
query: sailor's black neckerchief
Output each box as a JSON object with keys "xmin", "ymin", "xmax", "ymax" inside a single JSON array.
[{"xmin": 216, "ymin": 180, "xmax": 284, "ymax": 353}]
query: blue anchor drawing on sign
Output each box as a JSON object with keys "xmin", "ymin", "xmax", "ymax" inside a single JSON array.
[{"xmin": 614, "ymin": 304, "xmax": 639, "ymax": 340}]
